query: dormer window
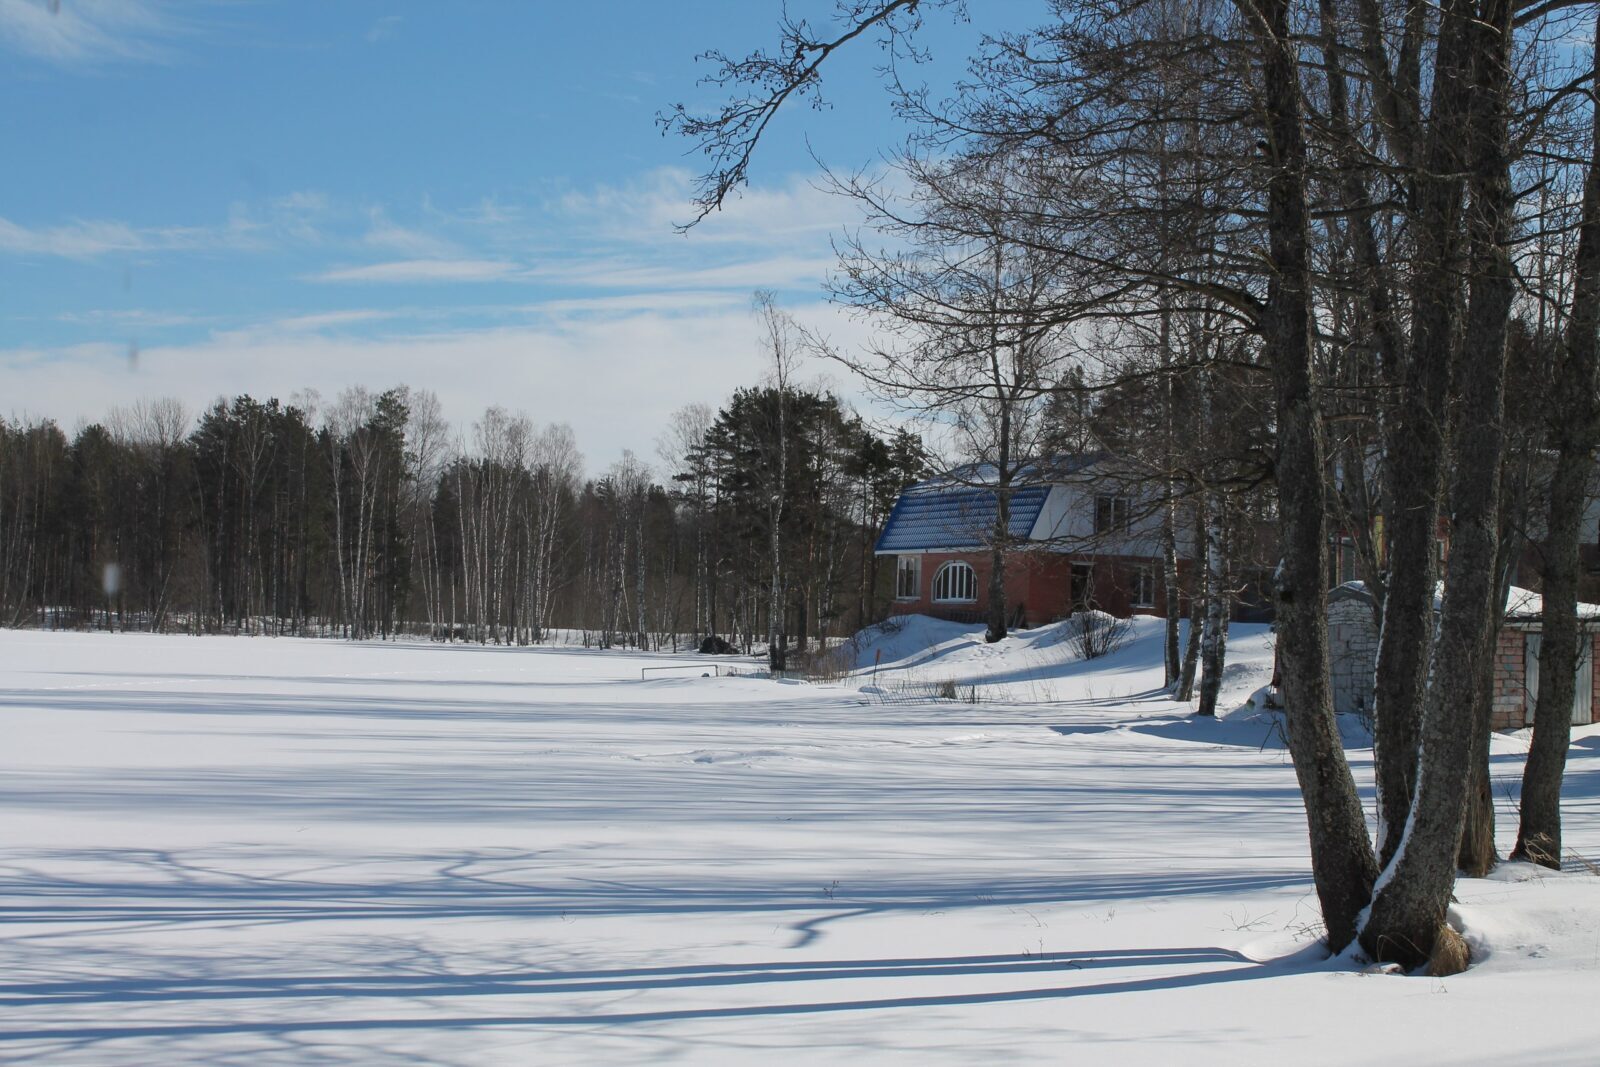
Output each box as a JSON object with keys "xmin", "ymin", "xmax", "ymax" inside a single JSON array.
[{"xmin": 1095, "ymin": 495, "xmax": 1130, "ymax": 534}]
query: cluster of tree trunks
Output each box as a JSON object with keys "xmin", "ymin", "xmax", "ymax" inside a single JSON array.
[{"xmin": 666, "ymin": 0, "xmax": 1600, "ymax": 973}]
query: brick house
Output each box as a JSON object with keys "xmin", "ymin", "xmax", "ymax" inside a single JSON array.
[
  {"xmin": 875, "ymin": 456, "xmax": 1192, "ymax": 627},
  {"xmin": 1328, "ymin": 582, "xmax": 1600, "ymax": 730}
]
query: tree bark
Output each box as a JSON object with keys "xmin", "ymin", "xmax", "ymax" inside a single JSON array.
[
  {"xmin": 1514, "ymin": 7, "xmax": 1600, "ymax": 868},
  {"xmin": 1177, "ymin": 503, "xmax": 1205, "ymax": 702},
  {"xmin": 1241, "ymin": 0, "xmax": 1378, "ymax": 953},
  {"xmin": 1370, "ymin": 0, "xmax": 1477, "ymax": 868},
  {"xmin": 1197, "ymin": 495, "xmax": 1229, "ymax": 717},
  {"xmin": 1361, "ymin": 0, "xmax": 1516, "ymax": 973}
]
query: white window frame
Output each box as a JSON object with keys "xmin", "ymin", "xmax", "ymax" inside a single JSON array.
[
  {"xmin": 895, "ymin": 555, "xmax": 921, "ymax": 600},
  {"xmin": 932, "ymin": 560, "xmax": 978, "ymax": 604},
  {"xmin": 1095, "ymin": 495, "xmax": 1131, "ymax": 535},
  {"xmin": 1131, "ymin": 566, "xmax": 1156, "ymax": 609}
]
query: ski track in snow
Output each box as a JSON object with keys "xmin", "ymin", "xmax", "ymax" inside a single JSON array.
[{"xmin": 2, "ymin": 624, "xmax": 1599, "ymax": 1065}]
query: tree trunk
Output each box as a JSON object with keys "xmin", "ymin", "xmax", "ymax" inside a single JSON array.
[
  {"xmin": 1361, "ymin": 0, "xmax": 1516, "ymax": 974},
  {"xmin": 1162, "ymin": 504, "xmax": 1182, "ymax": 686},
  {"xmin": 1242, "ymin": 0, "xmax": 1377, "ymax": 953},
  {"xmin": 1369, "ymin": 0, "xmax": 1477, "ymax": 870},
  {"xmin": 1514, "ymin": 8, "xmax": 1600, "ymax": 869},
  {"xmin": 1196, "ymin": 497, "xmax": 1229, "ymax": 718},
  {"xmin": 1177, "ymin": 502, "xmax": 1205, "ymax": 702},
  {"xmin": 1514, "ymin": 447, "xmax": 1595, "ymax": 866},
  {"xmin": 987, "ymin": 474, "xmax": 1011, "ymax": 645}
]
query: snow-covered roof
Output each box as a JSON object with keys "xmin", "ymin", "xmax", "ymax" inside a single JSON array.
[
  {"xmin": 1504, "ymin": 587, "xmax": 1600, "ymax": 621},
  {"xmin": 1329, "ymin": 581, "xmax": 1600, "ymax": 622},
  {"xmin": 875, "ymin": 483, "xmax": 1052, "ymax": 553}
]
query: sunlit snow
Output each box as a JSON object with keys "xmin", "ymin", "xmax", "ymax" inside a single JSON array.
[{"xmin": 4, "ymin": 622, "xmax": 1599, "ymax": 1064}]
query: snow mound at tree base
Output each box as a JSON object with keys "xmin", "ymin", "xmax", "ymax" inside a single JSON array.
[{"xmin": 840, "ymin": 612, "xmax": 1277, "ymax": 712}]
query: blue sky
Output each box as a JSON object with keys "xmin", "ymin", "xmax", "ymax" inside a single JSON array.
[{"xmin": 0, "ymin": 1, "xmax": 1041, "ymax": 469}]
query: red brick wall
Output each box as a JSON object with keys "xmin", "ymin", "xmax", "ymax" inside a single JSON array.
[
  {"xmin": 1490, "ymin": 629, "xmax": 1526, "ymax": 732},
  {"xmin": 885, "ymin": 551, "xmax": 1180, "ymax": 627},
  {"xmin": 1487, "ymin": 628, "xmax": 1600, "ymax": 731},
  {"xmin": 886, "ymin": 552, "xmax": 1032, "ymax": 624}
]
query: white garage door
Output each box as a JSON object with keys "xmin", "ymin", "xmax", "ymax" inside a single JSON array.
[{"xmin": 1524, "ymin": 633, "xmax": 1593, "ymax": 726}]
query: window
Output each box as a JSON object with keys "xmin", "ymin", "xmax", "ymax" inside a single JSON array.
[
  {"xmin": 895, "ymin": 555, "xmax": 921, "ymax": 600},
  {"xmin": 1131, "ymin": 566, "xmax": 1156, "ymax": 609},
  {"xmin": 1328, "ymin": 537, "xmax": 1357, "ymax": 586},
  {"xmin": 932, "ymin": 560, "xmax": 977, "ymax": 603},
  {"xmin": 1071, "ymin": 562, "xmax": 1094, "ymax": 610},
  {"xmin": 1095, "ymin": 495, "xmax": 1131, "ymax": 534}
]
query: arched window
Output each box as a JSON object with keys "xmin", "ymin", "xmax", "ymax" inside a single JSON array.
[{"xmin": 932, "ymin": 561, "xmax": 977, "ymax": 603}]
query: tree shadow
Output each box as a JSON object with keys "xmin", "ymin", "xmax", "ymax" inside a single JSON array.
[{"xmin": 0, "ymin": 941, "xmax": 1280, "ymax": 1049}]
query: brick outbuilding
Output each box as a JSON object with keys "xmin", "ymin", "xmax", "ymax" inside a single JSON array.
[{"xmin": 1328, "ymin": 582, "xmax": 1600, "ymax": 730}]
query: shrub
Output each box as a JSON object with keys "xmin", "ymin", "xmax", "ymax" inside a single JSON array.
[{"xmin": 1069, "ymin": 610, "xmax": 1132, "ymax": 660}]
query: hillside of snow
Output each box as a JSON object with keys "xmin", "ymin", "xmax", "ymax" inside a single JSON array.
[{"xmin": 3, "ymin": 627, "xmax": 1598, "ymax": 1064}]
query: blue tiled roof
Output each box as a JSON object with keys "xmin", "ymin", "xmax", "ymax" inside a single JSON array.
[{"xmin": 875, "ymin": 483, "xmax": 1052, "ymax": 553}]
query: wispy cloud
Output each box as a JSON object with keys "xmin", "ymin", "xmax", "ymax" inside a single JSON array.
[
  {"xmin": 529, "ymin": 255, "xmax": 838, "ymax": 292},
  {"xmin": 309, "ymin": 259, "xmax": 521, "ymax": 284},
  {"xmin": 0, "ymin": 215, "xmax": 226, "ymax": 258},
  {"xmin": 361, "ymin": 210, "xmax": 456, "ymax": 257},
  {"xmin": 0, "ymin": 188, "xmax": 336, "ymax": 259},
  {"xmin": 553, "ymin": 167, "xmax": 858, "ymax": 246},
  {"xmin": 0, "ymin": 298, "xmax": 881, "ymax": 472},
  {"xmin": 365, "ymin": 14, "xmax": 401, "ymax": 44},
  {"xmin": 273, "ymin": 309, "xmax": 396, "ymax": 332},
  {"xmin": 56, "ymin": 308, "xmax": 205, "ymax": 328},
  {"xmin": 0, "ymin": 0, "xmax": 194, "ymax": 66}
]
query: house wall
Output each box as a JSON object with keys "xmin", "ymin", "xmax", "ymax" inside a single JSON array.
[
  {"xmin": 886, "ymin": 550, "xmax": 1182, "ymax": 627},
  {"xmin": 887, "ymin": 552, "xmax": 1034, "ymax": 626},
  {"xmin": 1030, "ymin": 478, "xmax": 1175, "ymax": 558}
]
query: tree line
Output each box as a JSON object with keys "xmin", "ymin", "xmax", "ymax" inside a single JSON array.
[
  {"xmin": 664, "ymin": 0, "xmax": 1600, "ymax": 971},
  {"xmin": 0, "ymin": 377, "xmax": 927, "ymax": 655}
]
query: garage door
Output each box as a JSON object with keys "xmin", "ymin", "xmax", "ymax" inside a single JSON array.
[{"xmin": 1524, "ymin": 633, "xmax": 1593, "ymax": 726}]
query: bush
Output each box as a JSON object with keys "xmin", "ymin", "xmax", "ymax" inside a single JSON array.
[{"xmin": 1068, "ymin": 610, "xmax": 1133, "ymax": 660}]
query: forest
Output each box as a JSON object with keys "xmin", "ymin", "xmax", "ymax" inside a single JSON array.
[{"xmin": 0, "ymin": 378, "xmax": 926, "ymax": 656}]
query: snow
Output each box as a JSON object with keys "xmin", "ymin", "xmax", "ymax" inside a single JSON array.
[
  {"xmin": 844, "ymin": 613, "xmax": 1280, "ymax": 714},
  {"xmin": 1332, "ymin": 579, "xmax": 1600, "ymax": 621},
  {"xmin": 4, "ymin": 625, "xmax": 1600, "ymax": 1064}
]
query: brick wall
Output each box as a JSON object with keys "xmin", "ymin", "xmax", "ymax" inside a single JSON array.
[
  {"xmin": 1324, "ymin": 603, "xmax": 1588, "ymax": 733},
  {"xmin": 1489, "ymin": 629, "xmax": 1526, "ymax": 732},
  {"xmin": 885, "ymin": 550, "xmax": 1194, "ymax": 628}
]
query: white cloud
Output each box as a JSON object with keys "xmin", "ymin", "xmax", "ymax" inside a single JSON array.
[
  {"xmin": 309, "ymin": 259, "xmax": 521, "ymax": 284},
  {"xmin": 530, "ymin": 255, "xmax": 839, "ymax": 292},
  {"xmin": 56, "ymin": 308, "xmax": 204, "ymax": 328},
  {"xmin": 269, "ymin": 309, "xmax": 396, "ymax": 332},
  {"xmin": 0, "ymin": 215, "xmax": 167, "ymax": 257},
  {"xmin": 0, "ymin": 0, "xmax": 191, "ymax": 66},
  {"xmin": 0, "ymin": 208, "xmax": 288, "ymax": 259},
  {"xmin": 0, "ymin": 300, "xmax": 893, "ymax": 472},
  {"xmin": 528, "ymin": 291, "xmax": 747, "ymax": 316},
  {"xmin": 553, "ymin": 167, "xmax": 858, "ymax": 247},
  {"xmin": 365, "ymin": 14, "xmax": 401, "ymax": 43},
  {"xmin": 361, "ymin": 212, "xmax": 455, "ymax": 258}
]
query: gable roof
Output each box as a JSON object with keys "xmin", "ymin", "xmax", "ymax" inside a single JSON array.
[{"xmin": 875, "ymin": 483, "xmax": 1053, "ymax": 553}]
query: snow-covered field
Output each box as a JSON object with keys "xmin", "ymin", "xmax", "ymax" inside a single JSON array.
[{"xmin": 4, "ymin": 621, "xmax": 1600, "ymax": 1065}]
